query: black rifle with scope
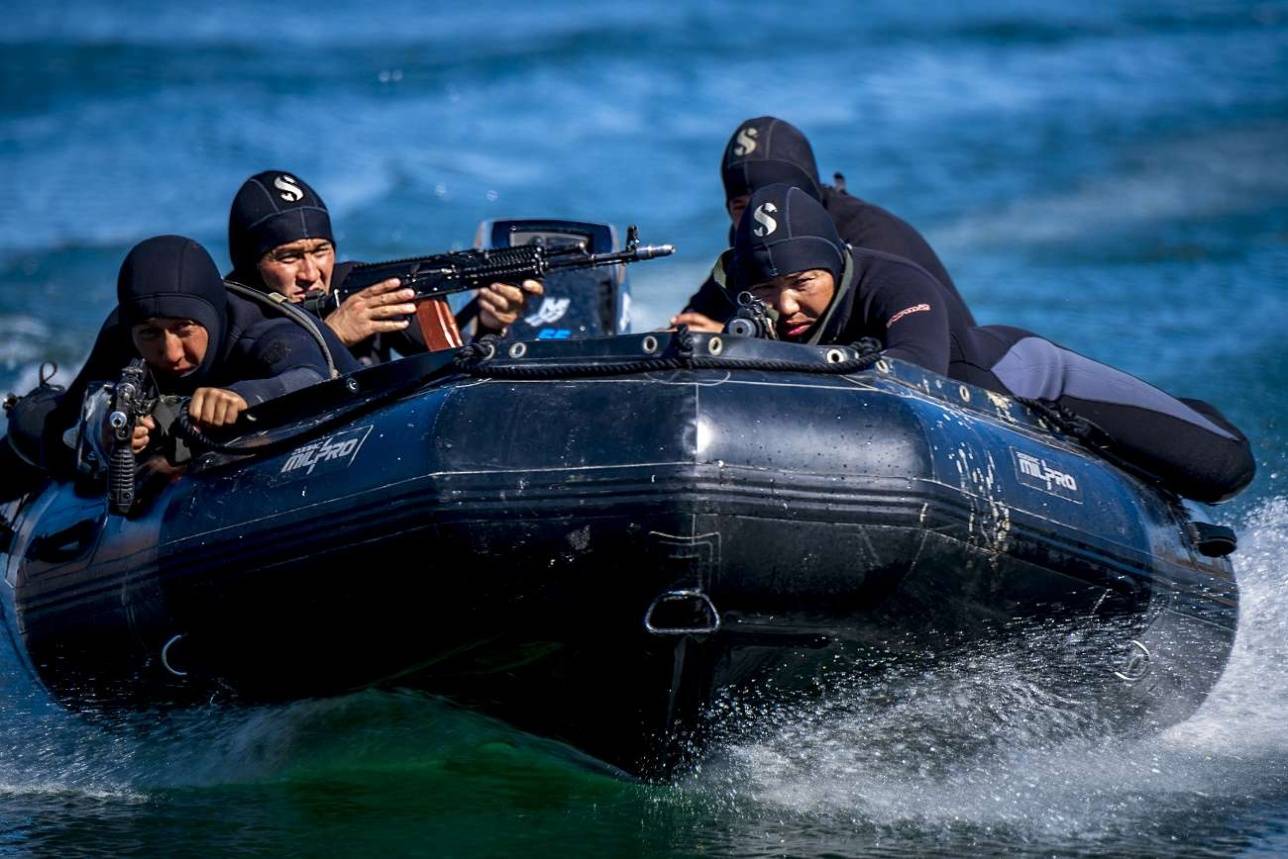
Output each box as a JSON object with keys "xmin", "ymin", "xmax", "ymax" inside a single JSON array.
[
  {"xmin": 301, "ymin": 225, "xmax": 674, "ymax": 318},
  {"xmin": 725, "ymin": 291, "xmax": 781, "ymax": 340}
]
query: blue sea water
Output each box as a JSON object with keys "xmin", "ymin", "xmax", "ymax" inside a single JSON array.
[{"xmin": 1, "ymin": 0, "xmax": 1287, "ymax": 854}]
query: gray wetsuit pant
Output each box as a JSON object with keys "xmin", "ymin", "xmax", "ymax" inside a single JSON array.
[{"xmin": 951, "ymin": 326, "xmax": 1254, "ymax": 503}]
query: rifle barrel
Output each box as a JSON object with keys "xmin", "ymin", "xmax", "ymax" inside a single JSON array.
[
  {"xmin": 337, "ymin": 232, "xmax": 675, "ymax": 304},
  {"xmin": 550, "ymin": 244, "xmax": 675, "ymax": 271}
]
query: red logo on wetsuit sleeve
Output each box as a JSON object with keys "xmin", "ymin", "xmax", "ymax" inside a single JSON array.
[{"xmin": 886, "ymin": 303, "xmax": 931, "ymax": 328}]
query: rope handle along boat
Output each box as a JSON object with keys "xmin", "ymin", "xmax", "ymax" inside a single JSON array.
[{"xmin": 164, "ymin": 331, "xmax": 885, "ymax": 461}]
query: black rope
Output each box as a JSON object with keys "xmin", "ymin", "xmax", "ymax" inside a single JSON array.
[
  {"xmin": 172, "ymin": 362, "xmax": 455, "ymax": 458},
  {"xmin": 453, "ymin": 333, "xmax": 503, "ymax": 368},
  {"xmin": 174, "ymin": 335, "xmax": 882, "ymax": 457},
  {"xmin": 38, "ymin": 361, "xmax": 60, "ymax": 387},
  {"xmin": 174, "ymin": 409, "xmax": 229, "ymax": 452},
  {"xmin": 674, "ymin": 324, "xmax": 696, "ymax": 359}
]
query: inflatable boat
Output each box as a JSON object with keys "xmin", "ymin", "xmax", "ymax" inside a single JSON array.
[
  {"xmin": 0, "ymin": 330, "xmax": 1240, "ymax": 775},
  {"xmin": 0, "ymin": 219, "xmax": 1240, "ymax": 776}
]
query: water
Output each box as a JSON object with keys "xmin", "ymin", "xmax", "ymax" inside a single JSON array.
[{"xmin": 2, "ymin": 0, "xmax": 1286, "ymax": 854}]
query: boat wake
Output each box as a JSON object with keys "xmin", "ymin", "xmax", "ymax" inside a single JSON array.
[
  {"xmin": 0, "ymin": 497, "xmax": 1284, "ymax": 854},
  {"xmin": 680, "ymin": 496, "xmax": 1288, "ymax": 854}
]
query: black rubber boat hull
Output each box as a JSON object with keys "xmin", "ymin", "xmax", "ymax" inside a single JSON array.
[{"xmin": 1, "ymin": 335, "xmax": 1237, "ymax": 774}]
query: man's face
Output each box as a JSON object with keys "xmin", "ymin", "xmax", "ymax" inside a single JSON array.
[
  {"xmin": 131, "ymin": 317, "xmax": 209, "ymax": 376},
  {"xmin": 748, "ymin": 268, "xmax": 836, "ymax": 341},
  {"xmin": 256, "ymin": 238, "xmax": 335, "ymax": 302},
  {"xmin": 727, "ymin": 194, "xmax": 751, "ymax": 226}
]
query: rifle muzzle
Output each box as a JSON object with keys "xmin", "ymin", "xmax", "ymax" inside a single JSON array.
[
  {"xmin": 108, "ymin": 410, "xmax": 130, "ymax": 438},
  {"xmin": 632, "ymin": 244, "xmax": 675, "ymax": 260}
]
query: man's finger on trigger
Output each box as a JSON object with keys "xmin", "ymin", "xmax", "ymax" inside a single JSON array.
[
  {"xmin": 356, "ymin": 278, "xmax": 395, "ymax": 298},
  {"xmin": 376, "ymin": 288, "xmax": 413, "ymax": 305}
]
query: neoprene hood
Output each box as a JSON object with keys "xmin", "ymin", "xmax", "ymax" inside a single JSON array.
[
  {"xmin": 730, "ymin": 184, "xmax": 846, "ymax": 290},
  {"xmin": 228, "ymin": 171, "xmax": 333, "ymax": 281},
  {"xmin": 117, "ymin": 235, "xmax": 228, "ymax": 379},
  {"xmin": 721, "ymin": 116, "xmax": 822, "ymax": 203}
]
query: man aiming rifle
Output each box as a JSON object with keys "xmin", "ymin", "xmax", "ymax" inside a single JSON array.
[
  {"xmin": 305, "ymin": 225, "xmax": 673, "ymax": 334},
  {"xmin": 227, "ymin": 171, "xmax": 545, "ymax": 365}
]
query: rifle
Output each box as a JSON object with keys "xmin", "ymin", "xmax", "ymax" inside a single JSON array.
[
  {"xmin": 725, "ymin": 291, "xmax": 780, "ymax": 340},
  {"xmin": 301, "ymin": 226, "xmax": 675, "ymax": 350},
  {"xmin": 106, "ymin": 359, "xmax": 156, "ymax": 515}
]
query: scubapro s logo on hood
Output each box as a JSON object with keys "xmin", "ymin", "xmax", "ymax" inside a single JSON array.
[
  {"xmin": 733, "ymin": 126, "xmax": 758, "ymax": 157},
  {"xmin": 274, "ymin": 175, "xmax": 304, "ymax": 203},
  {"xmin": 752, "ymin": 202, "xmax": 779, "ymax": 237}
]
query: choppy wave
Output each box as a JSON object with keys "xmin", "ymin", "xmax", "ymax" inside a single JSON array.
[
  {"xmin": 932, "ymin": 124, "xmax": 1288, "ymax": 251},
  {"xmin": 670, "ymin": 496, "xmax": 1288, "ymax": 855}
]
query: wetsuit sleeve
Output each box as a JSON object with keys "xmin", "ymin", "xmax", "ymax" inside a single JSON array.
[
  {"xmin": 866, "ymin": 263, "xmax": 951, "ymax": 375},
  {"xmin": 682, "ymin": 254, "xmax": 737, "ymax": 322},
  {"xmin": 225, "ymin": 320, "xmax": 332, "ymax": 406},
  {"xmin": 227, "ymin": 366, "xmax": 328, "ymax": 405}
]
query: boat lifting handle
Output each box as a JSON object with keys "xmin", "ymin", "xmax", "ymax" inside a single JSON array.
[
  {"xmin": 1190, "ymin": 522, "xmax": 1237, "ymax": 557},
  {"xmin": 643, "ymin": 589, "xmax": 721, "ymax": 636}
]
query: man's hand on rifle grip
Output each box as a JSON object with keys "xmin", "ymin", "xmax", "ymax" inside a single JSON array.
[
  {"xmin": 324, "ymin": 278, "xmax": 416, "ymax": 346},
  {"xmin": 478, "ymin": 279, "xmax": 544, "ymax": 334},
  {"xmin": 130, "ymin": 415, "xmax": 156, "ymax": 454}
]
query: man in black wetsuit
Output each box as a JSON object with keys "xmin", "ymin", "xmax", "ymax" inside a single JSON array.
[
  {"xmin": 227, "ymin": 171, "xmax": 541, "ymax": 365},
  {"xmin": 671, "ymin": 115, "xmax": 972, "ymax": 332},
  {"xmin": 725, "ymin": 184, "xmax": 1254, "ymax": 503},
  {"xmin": 33, "ymin": 235, "xmax": 357, "ymax": 469}
]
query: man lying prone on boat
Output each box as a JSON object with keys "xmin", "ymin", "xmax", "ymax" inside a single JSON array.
[
  {"xmin": 31, "ymin": 235, "xmax": 359, "ymax": 472},
  {"xmin": 671, "ymin": 115, "xmax": 974, "ymax": 334},
  {"xmin": 226, "ymin": 171, "xmax": 543, "ymax": 366},
  {"xmin": 725, "ymin": 183, "xmax": 1255, "ymax": 503}
]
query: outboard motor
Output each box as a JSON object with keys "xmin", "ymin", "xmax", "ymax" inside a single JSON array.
[{"xmin": 471, "ymin": 219, "xmax": 632, "ymax": 340}]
